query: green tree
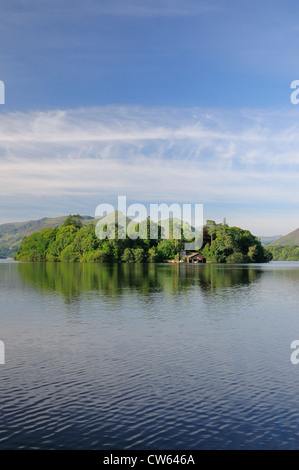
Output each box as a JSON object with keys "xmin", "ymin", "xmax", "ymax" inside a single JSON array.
[
  {"xmin": 148, "ymin": 247, "xmax": 158, "ymax": 262},
  {"xmin": 63, "ymin": 214, "xmax": 83, "ymax": 229},
  {"xmin": 122, "ymin": 248, "xmax": 135, "ymax": 263},
  {"xmin": 156, "ymin": 239, "xmax": 176, "ymax": 261},
  {"xmin": 226, "ymin": 251, "xmax": 248, "ymax": 263},
  {"xmin": 60, "ymin": 245, "xmax": 79, "ymax": 262},
  {"xmin": 206, "ymin": 220, "xmax": 217, "ymax": 245},
  {"xmin": 134, "ymin": 247, "xmax": 145, "ymax": 263},
  {"xmin": 91, "ymin": 250, "xmax": 109, "ymax": 262}
]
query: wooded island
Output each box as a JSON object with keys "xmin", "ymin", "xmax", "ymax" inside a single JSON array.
[{"xmin": 14, "ymin": 214, "xmax": 272, "ymax": 263}]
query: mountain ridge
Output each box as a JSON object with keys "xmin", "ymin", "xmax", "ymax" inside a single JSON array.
[
  {"xmin": 270, "ymin": 228, "xmax": 299, "ymax": 246},
  {"xmin": 0, "ymin": 215, "xmax": 94, "ymax": 257},
  {"xmin": 258, "ymin": 235, "xmax": 283, "ymax": 245}
]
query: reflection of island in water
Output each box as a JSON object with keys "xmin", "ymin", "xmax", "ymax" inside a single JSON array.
[{"xmin": 16, "ymin": 262, "xmax": 264, "ymax": 300}]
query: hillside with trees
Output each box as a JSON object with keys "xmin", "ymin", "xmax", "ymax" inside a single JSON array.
[
  {"xmin": 0, "ymin": 214, "xmax": 93, "ymax": 258},
  {"xmin": 14, "ymin": 214, "xmax": 272, "ymax": 264},
  {"xmin": 266, "ymin": 245, "xmax": 299, "ymax": 261},
  {"xmin": 270, "ymin": 228, "xmax": 299, "ymax": 246},
  {"xmin": 265, "ymin": 227, "xmax": 299, "ymax": 260},
  {"xmin": 201, "ymin": 220, "xmax": 272, "ymax": 263}
]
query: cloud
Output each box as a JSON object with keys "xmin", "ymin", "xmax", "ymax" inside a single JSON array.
[{"xmin": 1, "ymin": 104, "xmax": 299, "ymax": 232}]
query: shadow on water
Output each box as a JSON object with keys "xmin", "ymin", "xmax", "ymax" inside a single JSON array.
[{"xmin": 15, "ymin": 262, "xmax": 264, "ymax": 301}]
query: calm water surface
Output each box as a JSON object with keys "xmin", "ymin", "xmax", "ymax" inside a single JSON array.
[{"xmin": 1, "ymin": 260, "xmax": 299, "ymax": 449}]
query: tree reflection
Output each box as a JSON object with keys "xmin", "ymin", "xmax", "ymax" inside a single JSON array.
[{"xmin": 16, "ymin": 262, "xmax": 263, "ymax": 301}]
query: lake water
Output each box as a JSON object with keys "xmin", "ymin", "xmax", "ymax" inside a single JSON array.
[{"xmin": 1, "ymin": 260, "xmax": 299, "ymax": 449}]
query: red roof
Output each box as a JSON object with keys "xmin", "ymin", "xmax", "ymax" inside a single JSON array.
[{"xmin": 187, "ymin": 252, "xmax": 206, "ymax": 260}]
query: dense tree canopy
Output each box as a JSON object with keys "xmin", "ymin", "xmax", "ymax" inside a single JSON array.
[
  {"xmin": 15, "ymin": 215, "xmax": 272, "ymax": 263},
  {"xmin": 201, "ymin": 221, "xmax": 272, "ymax": 263},
  {"xmin": 267, "ymin": 245, "xmax": 299, "ymax": 261}
]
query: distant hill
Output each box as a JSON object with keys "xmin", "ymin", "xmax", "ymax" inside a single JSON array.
[
  {"xmin": 0, "ymin": 212, "xmax": 183, "ymax": 257},
  {"xmin": 0, "ymin": 215, "xmax": 94, "ymax": 257},
  {"xmin": 258, "ymin": 235, "xmax": 282, "ymax": 246},
  {"xmin": 0, "ymin": 212, "xmax": 275, "ymax": 260},
  {"xmin": 270, "ymin": 228, "xmax": 299, "ymax": 246}
]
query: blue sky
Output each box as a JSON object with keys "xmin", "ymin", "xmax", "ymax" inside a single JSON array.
[{"xmin": 1, "ymin": 0, "xmax": 299, "ymax": 235}]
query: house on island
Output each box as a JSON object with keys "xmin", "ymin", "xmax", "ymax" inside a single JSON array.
[{"xmin": 186, "ymin": 252, "xmax": 206, "ymax": 264}]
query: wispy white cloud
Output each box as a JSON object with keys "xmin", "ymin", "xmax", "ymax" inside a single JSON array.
[
  {"xmin": 1, "ymin": 105, "xmax": 299, "ymax": 165},
  {"xmin": 1, "ymin": 105, "xmax": 299, "ymax": 233}
]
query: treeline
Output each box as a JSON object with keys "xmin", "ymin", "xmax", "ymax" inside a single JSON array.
[
  {"xmin": 0, "ymin": 245, "xmax": 17, "ymax": 258},
  {"xmin": 15, "ymin": 215, "xmax": 181, "ymax": 263},
  {"xmin": 15, "ymin": 214, "xmax": 272, "ymax": 263},
  {"xmin": 266, "ymin": 245, "xmax": 299, "ymax": 261},
  {"xmin": 201, "ymin": 220, "xmax": 272, "ymax": 263}
]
